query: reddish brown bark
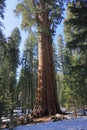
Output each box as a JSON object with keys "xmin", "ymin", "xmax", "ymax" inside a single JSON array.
[{"xmin": 32, "ymin": 7, "xmax": 62, "ymax": 117}]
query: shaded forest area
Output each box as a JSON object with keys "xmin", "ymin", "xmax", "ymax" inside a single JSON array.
[{"xmin": 0, "ymin": 0, "xmax": 87, "ymax": 127}]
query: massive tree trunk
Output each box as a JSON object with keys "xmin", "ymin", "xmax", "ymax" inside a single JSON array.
[{"xmin": 32, "ymin": 9, "xmax": 62, "ymax": 117}]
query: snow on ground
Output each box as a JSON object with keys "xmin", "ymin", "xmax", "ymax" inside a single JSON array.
[{"xmin": 5, "ymin": 116, "xmax": 87, "ymax": 130}]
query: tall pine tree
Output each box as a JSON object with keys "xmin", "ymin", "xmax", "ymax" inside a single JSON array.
[
  {"xmin": 7, "ymin": 27, "xmax": 21, "ymax": 114},
  {"xmin": 64, "ymin": 0, "xmax": 87, "ymax": 108}
]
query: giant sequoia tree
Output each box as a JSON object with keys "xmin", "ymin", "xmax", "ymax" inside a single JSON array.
[{"xmin": 15, "ymin": 0, "xmax": 65, "ymax": 116}]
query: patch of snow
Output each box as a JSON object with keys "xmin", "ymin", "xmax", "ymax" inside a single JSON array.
[{"xmin": 4, "ymin": 116, "xmax": 87, "ymax": 130}]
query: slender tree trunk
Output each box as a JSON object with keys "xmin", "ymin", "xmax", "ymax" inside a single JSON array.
[{"xmin": 32, "ymin": 9, "xmax": 62, "ymax": 117}]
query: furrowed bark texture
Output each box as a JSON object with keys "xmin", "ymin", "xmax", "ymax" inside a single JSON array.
[{"xmin": 32, "ymin": 5, "xmax": 61, "ymax": 117}]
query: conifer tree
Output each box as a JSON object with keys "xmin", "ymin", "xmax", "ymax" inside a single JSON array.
[
  {"xmin": 7, "ymin": 27, "xmax": 21, "ymax": 114},
  {"xmin": 18, "ymin": 33, "xmax": 38, "ymax": 113},
  {"xmin": 0, "ymin": 0, "xmax": 6, "ymax": 19},
  {"xmin": 15, "ymin": 0, "xmax": 65, "ymax": 116},
  {"xmin": 64, "ymin": 0, "xmax": 87, "ymax": 108}
]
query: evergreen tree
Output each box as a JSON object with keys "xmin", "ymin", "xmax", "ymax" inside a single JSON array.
[
  {"xmin": 0, "ymin": 0, "xmax": 6, "ymax": 41},
  {"xmin": 57, "ymin": 34, "xmax": 65, "ymax": 74},
  {"xmin": 0, "ymin": 0, "xmax": 6, "ymax": 47},
  {"xmin": 0, "ymin": 0, "xmax": 11, "ymax": 118},
  {"xmin": 56, "ymin": 34, "xmax": 65, "ymax": 105},
  {"xmin": 15, "ymin": 0, "xmax": 65, "ymax": 116},
  {"xmin": 7, "ymin": 27, "xmax": 21, "ymax": 114},
  {"xmin": 64, "ymin": 0, "xmax": 87, "ymax": 108},
  {"xmin": 0, "ymin": 0, "xmax": 6, "ymax": 19},
  {"xmin": 0, "ymin": 35, "xmax": 13, "ymax": 117},
  {"xmin": 17, "ymin": 33, "xmax": 38, "ymax": 113}
]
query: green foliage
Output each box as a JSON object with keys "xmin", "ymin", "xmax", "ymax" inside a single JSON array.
[
  {"xmin": 0, "ymin": 91, "xmax": 12, "ymax": 116},
  {"xmin": 7, "ymin": 28, "xmax": 21, "ymax": 113},
  {"xmin": 0, "ymin": 96, "xmax": 5, "ymax": 116},
  {"xmin": 0, "ymin": 28, "xmax": 21, "ymax": 116},
  {"xmin": 63, "ymin": 0, "xmax": 87, "ymax": 109},
  {"xmin": 17, "ymin": 33, "xmax": 38, "ymax": 112},
  {"xmin": 64, "ymin": 0, "xmax": 87, "ymax": 48},
  {"xmin": 0, "ymin": 0, "xmax": 6, "ymax": 20},
  {"xmin": 0, "ymin": 35, "xmax": 12, "ymax": 115},
  {"xmin": 0, "ymin": 5, "xmax": 14, "ymax": 117},
  {"xmin": 53, "ymin": 34, "xmax": 66, "ymax": 106},
  {"xmin": 7, "ymin": 27, "xmax": 21, "ymax": 68},
  {"xmin": 15, "ymin": 0, "xmax": 64, "ymax": 35}
]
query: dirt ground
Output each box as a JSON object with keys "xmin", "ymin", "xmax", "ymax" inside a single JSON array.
[{"xmin": 33, "ymin": 115, "xmax": 53, "ymax": 123}]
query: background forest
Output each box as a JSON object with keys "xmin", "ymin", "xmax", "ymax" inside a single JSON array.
[{"xmin": 0, "ymin": 0, "xmax": 87, "ymax": 118}]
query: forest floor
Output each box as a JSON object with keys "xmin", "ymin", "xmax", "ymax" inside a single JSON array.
[
  {"xmin": 2, "ymin": 115, "xmax": 87, "ymax": 130},
  {"xmin": 33, "ymin": 115, "xmax": 53, "ymax": 123},
  {"xmin": 1, "ymin": 110, "xmax": 87, "ymax": 130},
  {"xmin": 0, "ymin": 115, "xmax": 58, "ymax": 129}
]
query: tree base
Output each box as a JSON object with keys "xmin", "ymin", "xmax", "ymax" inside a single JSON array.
[
  {"xmin": 31, "ymin": 105, "xmax": 48, "ymax": 118},
  {"xmin": 31, "ymin": 105, "xmax": 63, "ymax": 118}
]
